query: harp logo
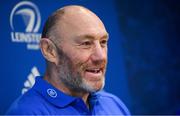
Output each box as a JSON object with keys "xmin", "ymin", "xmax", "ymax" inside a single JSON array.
[{"xmin": 10, "ymin": 1, "xmax": 41, "ymax": 50}]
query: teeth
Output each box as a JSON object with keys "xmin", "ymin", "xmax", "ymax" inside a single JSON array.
[
  {"xmin": 94, "ymin": 69, "xmax": 100, "ymax": 73},
  {"xmin": 87, "ymin": 69, "xmax": 100, "ymax": 73}
]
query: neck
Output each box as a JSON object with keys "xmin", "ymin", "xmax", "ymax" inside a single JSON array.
[{"xmin": 43, "ymin": 71, "xmax": 90, "ymax": 108}]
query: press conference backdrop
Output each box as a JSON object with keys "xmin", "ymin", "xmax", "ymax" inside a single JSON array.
[{"xmin": 0, "ymin": 0, "xmax": 180, "ymax": 115}]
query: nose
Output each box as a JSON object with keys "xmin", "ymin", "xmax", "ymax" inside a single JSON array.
[{"xmin": 91, "ymin": 42, "xmax": 107, "ymax": 63}]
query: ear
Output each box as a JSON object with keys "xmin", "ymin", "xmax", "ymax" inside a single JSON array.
[{"xmin": 40, "ymin": 38, "xmax": 58, "ymax": 64}]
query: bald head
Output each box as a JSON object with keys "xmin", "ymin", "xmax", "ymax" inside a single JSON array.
[{"xmin": 41, "ymin": 5, "xmax": 107, "ymax": 42}]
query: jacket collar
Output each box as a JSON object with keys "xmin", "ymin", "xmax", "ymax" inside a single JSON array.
[{"xmin": 33, "ymin": 76, "xmax": 77, "ymax": 108}]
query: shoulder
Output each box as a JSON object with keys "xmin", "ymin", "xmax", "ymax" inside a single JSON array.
[
  {"xmin": 6, "ymin": 89, "xmax": 48, "ymax": 115},
  {"xmin": 95, "ymin": 90, "xmax": 131, "ymax": 115}
]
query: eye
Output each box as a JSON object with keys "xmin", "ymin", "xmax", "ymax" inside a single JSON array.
[
  {"xmin": 82, "ymin": 41, "xmax": 92, "ymax": 46},
  {"xmin": 80, "ymin": 41, "xmax": 93, "ymax": 49},
  {"xmin": 100, "ymin": 40, "xmax": 108, "ymax": 47}
]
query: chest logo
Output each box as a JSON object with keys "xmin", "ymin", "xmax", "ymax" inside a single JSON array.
[{"xmin": 47, "ymin": 88, "xmax": 57, "ymax": 98}]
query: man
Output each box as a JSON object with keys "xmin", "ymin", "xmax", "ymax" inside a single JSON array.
[{"xmin": 6, "ymin": 5, "xmax": 130, "ymax": 115}]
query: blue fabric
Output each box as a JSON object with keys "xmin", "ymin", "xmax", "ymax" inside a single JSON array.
[{"xmin": 6, "ymin": 76, "xmax": 130, "ymax": 115}]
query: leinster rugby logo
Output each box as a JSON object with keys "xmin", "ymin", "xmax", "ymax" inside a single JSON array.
[{"xmin": 10, "ymin": 1, "xmax": 41, "ymax": 50}]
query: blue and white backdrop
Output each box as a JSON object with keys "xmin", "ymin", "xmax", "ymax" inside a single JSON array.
[{"xmin": 0, "ymin": 0, "xmax": 180, "ymax": 115}]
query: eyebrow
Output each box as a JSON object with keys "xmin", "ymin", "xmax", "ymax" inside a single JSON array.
[{"xmin": 78, "ymin": 33, "xmax": 109, "ymax": 40}]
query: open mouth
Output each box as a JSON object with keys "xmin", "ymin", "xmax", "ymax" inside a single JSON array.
[
  {"xmin": 86, "ymin": 68, "xmax": 101, "ymax": 73},
  {"xmin": 84, "ymin": 67, "xmax": 104, "ymax": 79}
]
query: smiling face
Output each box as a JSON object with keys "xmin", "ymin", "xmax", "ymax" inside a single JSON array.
[{"xmin": 53, "ymin": 6, "xmax": 109, "ymax": 93}]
